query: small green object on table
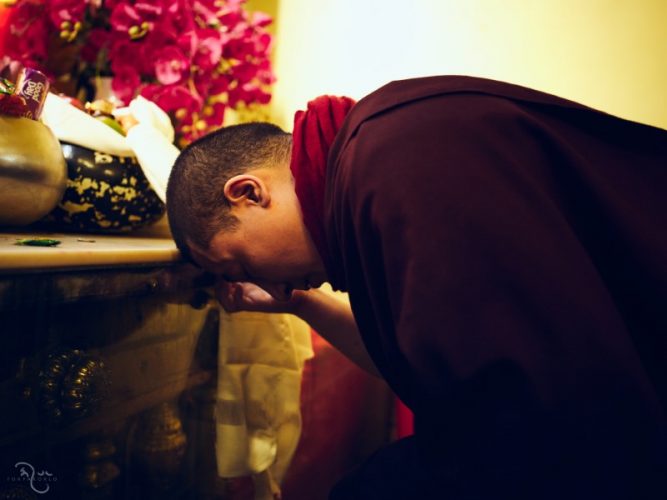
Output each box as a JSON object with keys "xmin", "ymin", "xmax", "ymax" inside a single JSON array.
[
  {"xmin": 0, "ymin": 78, "xmax": 14, "ymax": 95},
  {"xmin": 15, "ymin": 238, "xmax": 61, "ymax": 247}
]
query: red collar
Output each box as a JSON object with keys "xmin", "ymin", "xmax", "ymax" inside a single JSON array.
[{"xmin": 289, "ymin": 95, "xmax": 356, "ymax": 277}]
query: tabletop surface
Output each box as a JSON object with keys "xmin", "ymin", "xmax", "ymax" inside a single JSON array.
[{"xmin": 0, "ymin": 226, "xmax": 181, "ymax": 272}]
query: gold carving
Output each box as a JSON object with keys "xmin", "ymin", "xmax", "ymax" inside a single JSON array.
[
  {"xmin": 79, "ymin": 435, "xmax": 120, "ymax": 496},
  {"xmin": 132, "ymin": 401, "xmax": 187, "ymax": 491},
  {"xmin": 38, "ymin": 349, "xmax": 110, "ymax": 426}
]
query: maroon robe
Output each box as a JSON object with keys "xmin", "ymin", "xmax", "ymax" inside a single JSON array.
[{"xmin": 320, "ymin": 76, "xmax": 666, "ymax": 499}]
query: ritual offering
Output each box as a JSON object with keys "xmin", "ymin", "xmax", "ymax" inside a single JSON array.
[
  {"xmin": 0, "ymin": 75, "xmax": 28, "ymax": 118},
  {"xmin": 0, "ymin": 93, "xmax": 30, "ymax": 118},
  {"xmin": 15, "ymin": 238, "xmax": 61, "ymax": 247},
  {"xmin": 14, "ymin": 67, "xmax": 49, "ymax": 120},
  {"xmin": 0, "ymin": 77, "xmax": 14, "ymax": 95},
  {"xmin": 85, "ymin": 99, "xmax": 125, "ymax": 136}
]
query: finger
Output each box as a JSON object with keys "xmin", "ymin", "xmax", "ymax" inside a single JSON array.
[
  {"xmin": 213, "ymin": 279, "xmax": 228, "ymax": 304},
  {"xmin": 215, "ymin": 280, "xmax": 239, "ymax": 312},
  {"xmin": 232, "ymin": 282, "xmax": 246, "ymax": 309},
  {"xmin": 244, "ymin": 285, "xmax": 275, "ymax": 306}
]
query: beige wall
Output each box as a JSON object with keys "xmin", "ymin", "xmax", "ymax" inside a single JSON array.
[{"xmin": 269, "ymin": 0, "xmax": 667, "ymax": 131}]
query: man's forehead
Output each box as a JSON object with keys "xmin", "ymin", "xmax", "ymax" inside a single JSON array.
[
  {"xmin": 187, "ymin": 238, "xmax": 230, "ymax": 271},
  {"xmin": 187, "ymin": 237, "xmax": 250, "ymax": 282}
]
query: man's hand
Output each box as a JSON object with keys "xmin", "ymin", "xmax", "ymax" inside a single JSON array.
[
  {"xmin": 214, "ymin": 280, "xmax": 304, "ymax": 314},
  {"xmin": 215, "ymin": 279, "xmax": 380, "ymax": 376}
]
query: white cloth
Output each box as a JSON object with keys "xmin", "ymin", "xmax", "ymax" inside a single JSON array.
[
  {"xmin": 123, "ymin": 122, "xmax": 178, "ymax": 203},
  {"xmin": 42, "ymin": 94, "xmax": 177, "ymax": 202},
  {"xmin": 42, "ymin": 93, "xmax": 134, "ymax": 156},
  {"xmin": 119, "ymin": 96, "xmax": 178, "ymax": 203},
  {"xmin": 125, "ymin": 96, "xmax": 175, "ymax": 143},
  {"xmin": 216, "ymin": 309, "xmax": 313, "ymax": 499}
]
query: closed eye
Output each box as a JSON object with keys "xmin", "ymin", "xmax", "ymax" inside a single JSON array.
[
  {"xmin": 222, "ymin": 267, "xmax": 252, "ymax": 283},
  {"xmin": 222, "ymin": 274, "xmax": 243, "ymax": 283}
]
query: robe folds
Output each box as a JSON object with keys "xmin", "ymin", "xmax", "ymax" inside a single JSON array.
[{"xmin": 323, "ymin": 76, "xmax": 666, "ymax": 499}]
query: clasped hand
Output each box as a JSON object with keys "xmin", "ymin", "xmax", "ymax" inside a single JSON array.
[{"xmin": 214, "ymin": 279, "xmax": 305, "ymax": 314}]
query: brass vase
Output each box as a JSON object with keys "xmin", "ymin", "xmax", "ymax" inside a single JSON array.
[{"xmin": 0, "ymin": 116, "xmax": 67, "ymax": 226}]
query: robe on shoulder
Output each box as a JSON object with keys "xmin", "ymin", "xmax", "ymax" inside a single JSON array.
[{"xmin": 324, "ymin": 76, "xmax": 666, "ymax": 499}]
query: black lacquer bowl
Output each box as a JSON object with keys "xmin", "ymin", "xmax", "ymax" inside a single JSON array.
[{"xmin": 41, "ymin": 142, "xmax": 165, "ymax": 232}]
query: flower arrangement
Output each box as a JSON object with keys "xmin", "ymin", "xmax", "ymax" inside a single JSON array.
[{"xmin": 2, "ymin": 0, "xmax": 275, "ymax": 145}]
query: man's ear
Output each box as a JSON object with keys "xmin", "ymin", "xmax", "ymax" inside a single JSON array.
[{"xmin": 223, "ymin": 174, "xmax": 270, "ymax": 208}]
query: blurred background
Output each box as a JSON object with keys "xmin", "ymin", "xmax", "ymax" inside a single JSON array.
[{"xmin": 249, "ymin": 0, "xmax": 667, "ymax": 131}]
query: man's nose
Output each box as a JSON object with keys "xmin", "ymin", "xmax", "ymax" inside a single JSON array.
[{"xmin": 258, "ymin": 282, "xmax": 292, "ymax": 301}]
